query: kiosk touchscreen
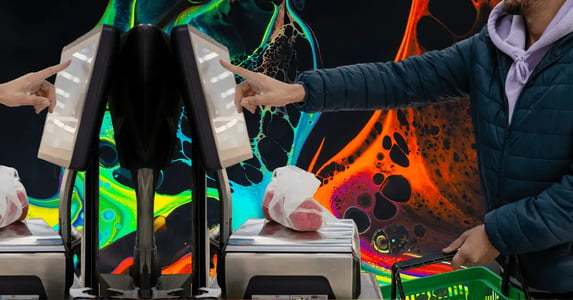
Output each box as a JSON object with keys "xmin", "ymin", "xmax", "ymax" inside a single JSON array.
[
  {"xmin": 38, "ymin": 25, "xmax": 118, "ymax": 170},
  {"xmin": 172, "ymin": 24, "xmax": 253, "ymax": 171}
]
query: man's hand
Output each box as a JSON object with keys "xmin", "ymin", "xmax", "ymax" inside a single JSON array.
[
  {"xmin": 220, "ymin": 60, "xmax": 306, "ymax": 114},
  {"xmin": 0, "ymin": 60, "xmax": 71, "ymax": 114},
  {"xmin": 442, "ymin": 224, "xmax": 500, "ymax": 269}
]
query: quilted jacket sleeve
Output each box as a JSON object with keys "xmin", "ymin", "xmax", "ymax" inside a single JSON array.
[
  {"xmin": 296, "ymin": 34, "xmax": 479, "ymax": 113},
  {"xmin": 485, "ymin": 172, "xmax": 573, "ymax": 254}
]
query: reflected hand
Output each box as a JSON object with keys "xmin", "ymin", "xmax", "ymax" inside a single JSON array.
[
  {"xmin": 442, "ymin": 224, "xmax": 500, "ymax": 269},
  {"xmin": 219, "ymin": 60, "xmax": 306, "ymax": 114},
  {"xmin": 0, "ymin": 60, "xmax": 71, "ymax": 114}
]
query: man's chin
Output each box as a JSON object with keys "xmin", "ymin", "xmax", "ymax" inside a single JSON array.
[
  {"xmin": 503, "ymin": 6, "xmax": 522, "ymax": 14},
  {"xmin": 503, "ymin": 2, "xmax": 523, "ymax": 15}
]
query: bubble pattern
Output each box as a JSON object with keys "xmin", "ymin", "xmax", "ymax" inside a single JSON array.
[{"xmin": 311, "ymin": 0, "xmax": 501, "ymax": 283}]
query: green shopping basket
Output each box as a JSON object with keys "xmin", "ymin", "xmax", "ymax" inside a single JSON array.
[{"xmin": 380, "ymin": 253, "xmax": 527, "ymax": 300}]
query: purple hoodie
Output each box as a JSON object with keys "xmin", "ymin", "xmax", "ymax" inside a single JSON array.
[{"xmin": 487, "ymin": 0, "xmax": 573, "ymax": 124}]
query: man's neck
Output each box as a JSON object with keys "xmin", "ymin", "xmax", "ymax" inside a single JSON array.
[{"xmin": 523, "ymin": 0, "xmax": 566, "ymax": 47}]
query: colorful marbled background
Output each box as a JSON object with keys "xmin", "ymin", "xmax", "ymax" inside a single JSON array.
[{"xmin": 0, "ymin": 0, "xmax": 501, "ymax": 284}]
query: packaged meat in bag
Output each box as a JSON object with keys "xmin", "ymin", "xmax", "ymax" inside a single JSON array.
[
  {"xmin": 262, "ymin": 166, "xmax": 336, "ymax": 231},
  {"xmin": 0, "ymin": 166, "xmax": 29, "ymax": 228}
]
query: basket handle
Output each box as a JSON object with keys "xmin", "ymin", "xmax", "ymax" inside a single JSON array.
[
  {"xmin": 502, "ymin": 255, "xmax": 533, "ymax": 300},
  {"xmin": 391, "ymin": 251, "xmax": 457, "ymax": 299}
]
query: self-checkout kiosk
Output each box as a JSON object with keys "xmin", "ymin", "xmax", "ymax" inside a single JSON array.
[
  {"xmin": 0, "ymin": 25, "xmax": 119, "ymax": 300},
  {"xmin": 0, "ymin": 22, "xmax": 382, "ymax": 300},
  {"xmin": 171, "ymin": 25, "xmax": 372, "ymax": 300}
]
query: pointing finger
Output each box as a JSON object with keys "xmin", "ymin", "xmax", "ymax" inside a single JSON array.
[
  {"xmin": 220, "ymin": 60, "xmax": 259, "ymax": 81},
  {"xmin": 31, "ymin": 60, "xmax": 71, "ymax": 81}
]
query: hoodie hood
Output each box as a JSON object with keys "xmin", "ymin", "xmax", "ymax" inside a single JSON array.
[{"xmin": 487, "ymin": 0, "xmax": 573, "ymax": 123}]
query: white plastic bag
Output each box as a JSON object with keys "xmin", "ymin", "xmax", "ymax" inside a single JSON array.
[
  {"xmin": 0, "ymin": 166, "xmax": 29, "ymax": 228},
  {"xmin": 262, "ymin": 166, "xmax": 336, "ymax": 231}
]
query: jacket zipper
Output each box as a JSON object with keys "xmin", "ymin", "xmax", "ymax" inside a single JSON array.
[
  {"xmin": 498, "ymin": 79, "xmax": 533, "ymax": 207},
  {"xmin": 497, "ymin": 95, "xmax": 511, "ymax": 210}
]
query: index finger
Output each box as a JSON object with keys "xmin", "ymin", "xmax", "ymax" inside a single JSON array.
[
  {"xmin": 32, "ymin": 60, "xmax": 71, "ymax": 81},
  {"xmin": 45, "ymin": 81, "xmax": 56, "ymax": 113},
  {"xmin": 451, "ymin": 250, "xmax": 467, "ymax": 269},
  {"xmin": 220, "ymin": 59, "xmax": 258, "ymax": 81}
]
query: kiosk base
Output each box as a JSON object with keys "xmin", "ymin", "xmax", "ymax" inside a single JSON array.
[
  {"xmin": 206, "ymin": 272, "xmax": 383, "ymax": 300},
  {"xmin": 220, "ymin": 219, "xmax": 367, "ymax": 299},
  {"xmin": 0, "ymin": 218, "xmax": 67, "ymax": 300}
]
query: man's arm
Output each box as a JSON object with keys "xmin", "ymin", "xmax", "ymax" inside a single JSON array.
[
  {"xmin": 297, "ymin": 34, "xmax": 478, "ymax": 113},
  {"xmin": 0, "ymin": 60, "xmax": 70, "ymax": 113},
  {"xmin": 485, "ymin": 170, "xmax": 573, "ymax": 254}
]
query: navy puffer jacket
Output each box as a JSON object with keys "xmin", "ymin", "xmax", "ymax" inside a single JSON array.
[{"xmin": 296, "ymin": 28, "xmax": 573, "ymax": 292}]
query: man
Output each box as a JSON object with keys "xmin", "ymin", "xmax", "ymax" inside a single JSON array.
[
  {"xmin": 222, "ymin": 0, "xmax": 573, "ymax": 295},
  {"xmin": 0, "ymin": 60, "xmax": 70, "ymax": 114}
]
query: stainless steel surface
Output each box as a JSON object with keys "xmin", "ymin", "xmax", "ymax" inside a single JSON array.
[
  {"xmin": 0, "ymin": 218, "xmax": 67, "ymax": 300},
  {"xmin": 0, "ymin": 219, "xmax": 64, "ymax": 250},
  {"xmin": 226, "ymin": 218, "xmax": 358, "ymax": 253},
  {"xmin": 223, "ymin": 218, "xmax": 360, "ymax": 299},
  {"xmin": 0, "ymin": 253, "xmax": 67, "ymax": 299}
]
